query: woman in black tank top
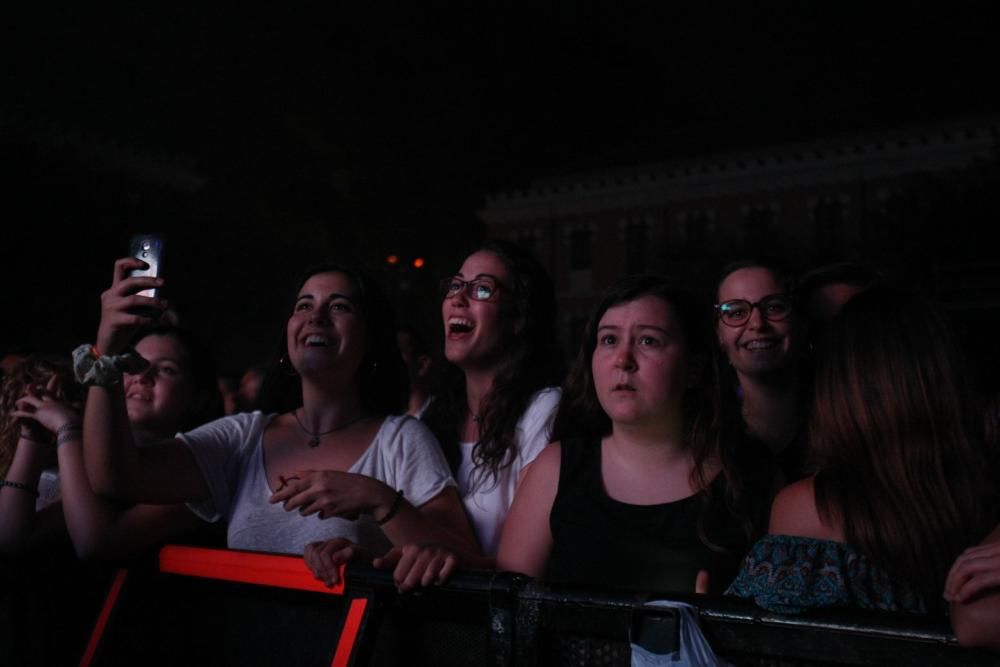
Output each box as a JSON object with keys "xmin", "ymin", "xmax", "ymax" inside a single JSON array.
[{"xmin": 497, "ymin": 275, "xmax": 775, "ymax": 594}]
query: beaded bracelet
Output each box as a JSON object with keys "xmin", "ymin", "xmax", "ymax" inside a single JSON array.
[
  {"xmin": 1, "ymin": 479, "xmax": 40, "ymax": 497},
  {"xmin": 375, "ymin": 489, "xmax": 405, "ymax": 526}
]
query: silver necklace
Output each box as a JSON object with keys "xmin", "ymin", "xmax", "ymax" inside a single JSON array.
[{"xmin": 292, "ymin": 409, "xmax": 364, "ymax": 448}]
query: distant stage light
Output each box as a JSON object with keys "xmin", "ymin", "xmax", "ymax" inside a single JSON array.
[
  {"xmin": 413, "ymin": 257, "xmax": 425, "ymax": 269},
  {"xmin": 386, "ymin": 254, "xmax": 399, "ymax": 265}
]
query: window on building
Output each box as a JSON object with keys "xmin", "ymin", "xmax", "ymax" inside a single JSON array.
[
  {"xmin": 745, "ymin": 206, "xmax": 776, "ymax": 249},
  {"xmin": 570, "ymin": 228, "xmax": 592, "ymax": 270},
  {"xmin": 814, "ymin": 198, "xmax": 843, "ymax": 250},
  {"xmin": 625, "ymin": 221, "xmax": 647, "ymax": 272},
  {"xmin": 684, "ymin": 212, "xmax": 709, "ymax": 249}
]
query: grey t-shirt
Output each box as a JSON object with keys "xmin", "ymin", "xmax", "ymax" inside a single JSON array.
[{"xmin": 178, "ymin": 412, "xmax": 454, "ymax": 555}]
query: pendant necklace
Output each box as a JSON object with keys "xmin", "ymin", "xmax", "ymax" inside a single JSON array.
[{"xmin": 292, "ymin": 409, "xmax": 364, "ymax": 448}]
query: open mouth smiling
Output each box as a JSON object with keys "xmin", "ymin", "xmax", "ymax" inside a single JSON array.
[
  {"xmin": 743, "ymin": 338, "xmax": 780, "ymax": 351},
  {"xmin": 303, "ymin": 334, "xmax": 331, "ymax": 347},
  {"xmin": 447, "ymin": 317, "xmax": 474, "ymax": 335}
]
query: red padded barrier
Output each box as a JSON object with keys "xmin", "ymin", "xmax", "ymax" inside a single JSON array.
[{"xmin": 158, "ymin": 545, "xmax": 345, "ymax": 595}]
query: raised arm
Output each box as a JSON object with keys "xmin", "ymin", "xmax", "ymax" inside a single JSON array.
[
  {"xmin": 83, "ymin": 257, "xmax": 207, "ymax": 503},
  {"xmin": 947, "ymin": 523, "xmax": 1000, "ymax": 651},
  {"xmin": 496, "ymin": 443, "xmax": 561, "ymax": 578}
]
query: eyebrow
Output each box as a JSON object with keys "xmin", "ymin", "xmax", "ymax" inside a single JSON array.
[
  {"xmin": 454, "ymin": 272, "xmax": 501, "ymax": 281},
  {"xmin": 597, "ymin": 324, "xmax": 673, "ymax": 335},
  {"xmin": 295, "ymin": 292, "xmax": 356, "ymax": 303}
]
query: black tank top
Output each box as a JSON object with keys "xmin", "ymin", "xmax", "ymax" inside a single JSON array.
[{"xmin": 545, "ymin": 436, "xmax": 748, "ymax": 594}]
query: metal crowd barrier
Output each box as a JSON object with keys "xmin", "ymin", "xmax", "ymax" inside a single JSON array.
[{"xmin": 3, "ymin": 545, "xmax": 998, "ymax": 666}]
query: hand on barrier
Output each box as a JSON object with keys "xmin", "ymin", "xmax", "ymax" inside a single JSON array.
[
  {"xmin": 945, "ymin": 540, "xmax": 1000, "ymax": 603},
  {"xmin": 695, "ymin": 570, "xmax": 710, "ymax": 595},
  {"xmin": 373, "ymin": 543, "xmax": 458, "ymax": 592},
  {"xmin": 269, "ymin": 469, "xmax": 394, "ymax": 521},
  {"xmin": 305, "ymin": 537, "xmax": 368, "ymax": 587}
]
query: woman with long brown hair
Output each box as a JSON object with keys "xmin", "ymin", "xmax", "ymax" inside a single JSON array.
[
  {"xmin": 727, "ymin": 286, "xmax": 996, "ymax": 613},
  {"xmin": 498, "ymin": 275, "xmax": 774, "ymax": 592}
]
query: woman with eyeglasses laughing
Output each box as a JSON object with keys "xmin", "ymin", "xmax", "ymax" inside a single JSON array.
[
  {"xmin": 715, "ymin": 260, "xmax": 810, "ymax": 480},
  {"xmin": 420, "ymin": 240, "xmax": 563, "ymax": 560}
]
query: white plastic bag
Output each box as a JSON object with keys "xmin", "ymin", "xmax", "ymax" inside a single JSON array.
[{"xmin": 630, "ymin": 600, "xmax": 734, "ymax": 667}]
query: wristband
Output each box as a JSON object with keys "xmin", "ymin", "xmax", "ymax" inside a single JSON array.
[
  {"xmin": 57, "ymin": 423, "xmax": 83, "ymax": 446},
  {"xmin": 73, "ymin": 343, "xmax": 149, "ymax": 387},
  {"xmin": 375, "ymin": 489, "xmax": 405, "ymax": 526},
  {"xmin": 1, "ymin": 479, "xmax": 40, "ymax": 497}
]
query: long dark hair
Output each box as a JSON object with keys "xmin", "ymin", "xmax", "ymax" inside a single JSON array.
[
  {"xmin": 553, "ymin": 274, "xmax": 771, "ymax": 550},
  {"xmin": 257, "ymin": 263, "xmax": 408, "ymax": 416},
  {"xmin": 811, "ymin": 287, "xmax": 995, "ymax": 608},
  {"xmin": 422, "ymin": 240, "xmax": 562, "ymax": 482}
]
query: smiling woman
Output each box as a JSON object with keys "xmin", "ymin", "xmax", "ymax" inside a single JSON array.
[
  {"xmin": 421, "ymin": 241, "xmax": 563, "ymax": 559},
  {"xmin": 497, "ymin": 275, "xmax": 776, "ymax": 594},
  {"xmin": 715, "ymin": 260, "xmax": 810, "ymax": 480},
  {"xmin": 81, "ymin": 259, "xmax": 478, "ymax": 590}
]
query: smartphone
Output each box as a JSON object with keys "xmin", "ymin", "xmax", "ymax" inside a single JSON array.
[{"xmin": 128, "ymin": 234, "xmax": 166, "ymax": 299}]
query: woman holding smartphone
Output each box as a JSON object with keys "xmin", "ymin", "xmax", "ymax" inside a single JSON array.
[{"xmin": 82, "ymin": 258, "xmax": 476, "ymax": 588}]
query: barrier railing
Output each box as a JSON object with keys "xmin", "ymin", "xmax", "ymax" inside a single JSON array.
[{"xmin": 3, "ymin": 545, "xmax": 997, "ymax": 666}]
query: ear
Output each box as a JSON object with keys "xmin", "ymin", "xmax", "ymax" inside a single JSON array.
[{"xmin": 415, "ymin": 354, "xmax": 432, "ymax": 379}]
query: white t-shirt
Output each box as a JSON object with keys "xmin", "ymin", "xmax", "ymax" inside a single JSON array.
[
  {"xmin": 456, "ymin": 387, "xmax": 560, "ymax": 556},
  {"xmin": 178, "ymin": 412, "xmax": 454, "ymax": 556}
]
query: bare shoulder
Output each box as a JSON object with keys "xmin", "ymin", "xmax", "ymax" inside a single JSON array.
[
  {"xmin": 514, "ymin": 442, "xmax": 562, "ymax": 496},
  {"xmin": 768, "ymin": 476, "xmax": 843, "ymax": 541},
  {"xmin": 523, "ymin": 441, "xmax": 561, "ymax": 478}
]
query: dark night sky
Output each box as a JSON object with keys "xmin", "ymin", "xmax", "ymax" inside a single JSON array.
[{"xmin": 3, "ymin": 3, "xmax": 999, "ymax": 372}]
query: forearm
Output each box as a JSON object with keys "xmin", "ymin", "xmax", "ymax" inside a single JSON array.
[
  {"xmin": 83, "ymin": 384, "xmax": 142, "ymax": 497},
  {"xmin": 56, "ymin": 435, "xmax": 123, "ymax": 558},
  {"xmin": 378, "ymin": 487, "xmax": 480, "ymax": 558},
  {"xmin": 0, "ymin": 439, "xmax": 50, "ymax": 551}
]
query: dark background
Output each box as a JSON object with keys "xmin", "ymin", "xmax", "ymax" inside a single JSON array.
[{"xmin": 3, "ymin": 3, "xmax": 999, "ymax": 376}]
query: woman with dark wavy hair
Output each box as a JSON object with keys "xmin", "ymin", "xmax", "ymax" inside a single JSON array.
[
  {"xmin": 421, "ymin": 240, "xmax": 563, "ymax": 558},
  {"xmin": 727, "ymin": 286, "xmax": 996, "ymax": 613},
  {"xmin": 498, "ymin": 275, "xmax": 774, "ymax": 592},
  {"xmin": 83, "ymin": 258, "xmax": 476, "ymax": 588}
]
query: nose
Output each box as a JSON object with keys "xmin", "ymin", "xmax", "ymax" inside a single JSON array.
[
  {"xmin": 133, "ymin": 365, "xmax": 157, "ymax": 385},
  {"xmin": 745, "ymin": 304, "xmax": 770, "ymax": 330},
  {"xmin": 614, "ymin": 344, "xmax": 637, "ymax": 371},
  {"xmin": 447, "ymin": 286, "xmax": 469, "ymax": 307},
  {"xmin": 309, "ymin": 305, "xmax": 331, "ymax": 324}
]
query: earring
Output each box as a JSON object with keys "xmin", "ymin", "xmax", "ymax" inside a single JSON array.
[{"xmin": 279, "ymin": 354, "xmax": 298, "ymax": 377}]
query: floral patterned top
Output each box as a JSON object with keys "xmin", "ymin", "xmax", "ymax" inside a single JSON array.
[{"xmin": 724, "ymin": 534, "xmax": 926, "ymax": 614}]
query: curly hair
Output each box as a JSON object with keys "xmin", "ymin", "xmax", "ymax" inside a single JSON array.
[
  {"xmin": 422, "ymin": 240, "xmax": 563, "ymax": 484},
  {"xmin": 0, "ymin": 355, "xmax": 85, "ymax": 478}
]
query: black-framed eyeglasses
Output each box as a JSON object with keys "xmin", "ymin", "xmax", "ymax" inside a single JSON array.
[
  {"xmin": 715, "ymin": 294, "xmax": 793, "ymax": 327},
  {"xmin": 441, "ymin": 276, "xmax": 503, "ymax": 302}
]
